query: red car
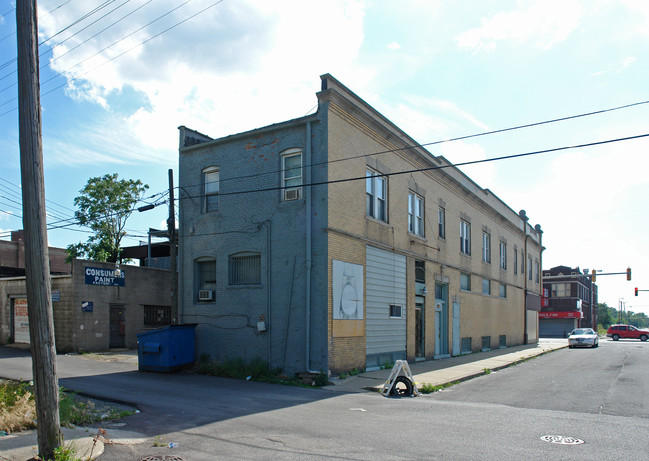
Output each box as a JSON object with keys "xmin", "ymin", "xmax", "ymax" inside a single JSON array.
[{"xmin": 606, "ymin": 324, "xmax": 649, "ymax": 341}]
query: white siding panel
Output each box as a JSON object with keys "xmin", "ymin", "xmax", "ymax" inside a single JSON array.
[{"xmin": 366, "ymin": 246, "xmax": 407, "ymax": 355}]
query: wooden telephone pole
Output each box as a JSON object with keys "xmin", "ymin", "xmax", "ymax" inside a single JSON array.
[{"xmin": 16, "ymin": 0, "xmax": 62, "ymax": 458}]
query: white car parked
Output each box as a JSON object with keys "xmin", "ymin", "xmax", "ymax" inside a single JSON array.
[{"xmin": 568, "ymin": 328, "xmax": 599, "ymax": 348}]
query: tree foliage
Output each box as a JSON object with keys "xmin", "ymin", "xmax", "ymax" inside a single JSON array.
[
  {"xmin": 598, "ymin": 302, "xmax": 649, "ymax": 329},
  {"xmin": 66, "ymin": 174, "xmax": 149, "ymax": 263}
]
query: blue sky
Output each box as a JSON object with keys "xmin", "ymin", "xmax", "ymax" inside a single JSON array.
[{"xmin": 1, "ymin": 0, "xmax": 648, "ymax": 314}]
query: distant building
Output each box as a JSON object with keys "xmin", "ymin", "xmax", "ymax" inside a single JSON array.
[
  {"xmin": 540, "ymin": 265, "xmax": 598, "ymax": 337},
  {"xmin": 177, "ymin": 74, "xmax": 544, "ymax": 376},
  {"xmin": 0, "ymin": 232, "xmax": 172, "ymax": 351}
]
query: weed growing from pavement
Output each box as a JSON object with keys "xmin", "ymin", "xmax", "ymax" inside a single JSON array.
[
  {"xmin": 153, "ymin": 435, "xmax": 167, "ymax": 447},
  {"xmin": 0, "ymin": 379, "xmax": 135, "ymax": 435},
  {"xmin": 483, "ymin": 368, "xmax": 492, "ymax": 375},
  {"xmin": 418, "ymin": 381, "xmax": 459, "ymax": 394},
  {"xmin": 196, "ymin": 356, "xmax": 329, "ymax": 387}
]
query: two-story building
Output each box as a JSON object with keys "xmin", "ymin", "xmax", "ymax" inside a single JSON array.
[
  {"xmin": 540, "ymin": 265, "xmax": 598, "ymax": 337},
  {"xmin": 177, "ymin": 74, "xmax": 544, "ymax": 376}
]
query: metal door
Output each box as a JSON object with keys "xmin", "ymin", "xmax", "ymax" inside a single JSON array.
[
  {"xmin": 109, "ymin": 305, "xmax": 125, "ymax": 348},
  {"xmin": 415, "ymin": 296, "xmax": 425, "ymax": 359},
  {"xmin": 434, "ymin": 283, "xmax": 449, "ymax": 357}
]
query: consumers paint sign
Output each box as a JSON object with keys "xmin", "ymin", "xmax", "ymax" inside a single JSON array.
[{"xmin": 84, "ymin": 266, "xmax": 125, "ymax": 286}]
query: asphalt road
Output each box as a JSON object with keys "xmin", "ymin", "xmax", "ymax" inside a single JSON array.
[{"xmin": 2, "ymin": 340, "xmax": 648, "ymax": 460}]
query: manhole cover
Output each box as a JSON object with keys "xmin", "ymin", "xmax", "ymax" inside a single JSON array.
[
  {"xmin": 139, "ymin": 456, "xmax": 184, "ymax": 461},
  {"xmin": 540, "ymin": 435, "xmax": 584, "ymax": 445}
]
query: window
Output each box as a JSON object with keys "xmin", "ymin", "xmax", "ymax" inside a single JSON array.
[
  {"xmin": 535, "ymin": 261, "xmax": 540, "ymax": 283},
  {"xmin": 482, "ymin": 278, "xmax": 491, "ymax": 295},
  {"xmin": 366, "ymin": 169, "xmax": 387, "ymax": 221},
  {"xmin": 521, "ymin": 252, "xmax": 525, "ymax": 274},
  {"xmin": 551, "ymin": 283, "xmax": 570, "ymax": 297},
  {"xmin": 408, "ymin": 192, "xmax": 424, "ymax": 237},
  {"xmin": 500, "ymin": 242, "xmax": 507, "ymax": 270},
  {"xmin": 438, "ymin": 207, "xmax": 446, "ymax": 239},
  {"xmin": 482, "ymin": 232, "xmax": 491, "ymax": 263},
  {"xmin": 389, "ymin": 304, "xmax": 403, "ymax": 318},
  {"xmin": 514, "ymin": 249, "xmax": 518, "ymax": 274},
  {"xmin": 197, "ymin": 258, "xmax": 216, "ymax": 300},
  {"xmin": 460, "ymin": 220, "xmax": 471, "ymax": 255},
  {"xmin": 144, "ymin": 305, "xmax": 171, "ymax": 327},
  {"xmin": 528, "ymin": 256, "xmax": 533, "ymax": 281},
  {"xmin": 203, "ymin": 167, "xmax": 219, "ymax": 212},
  {"xmin": 460, "ymin": 272, "xmax": 471, "ymax": 291},
  {"xmin": 415, "ymin": 260, "xmax": 425, "ymax": 283},
  {"xmin": 282, "ymin": 150, "xmax": 302, "ymax": 200},
  {"xmin": 228, "ymin": 252, "xmax": 261, "ymax": 285},
  {"xmin": 499, "ymin": 283, "xmax": 507, "ymax": 298}
]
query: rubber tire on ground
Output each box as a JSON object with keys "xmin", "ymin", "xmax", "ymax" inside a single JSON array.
[
  {"xmin": 641, "ymin": 335, "xmax": 648, "ymax": 342},
  {"xmin": 593, "ymin": 341, "xmax": 598, "ymax": 348},
  {"xmin": 612, "ymin": 334, "xmax": 620, "ymax": 341},
  {"xmin": 389, "ymin": 376, "xmax": 414, "ymax": 397}
]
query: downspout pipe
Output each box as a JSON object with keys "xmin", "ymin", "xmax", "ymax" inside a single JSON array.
[
  {"xmin": 520, "ymin": 210, "xmax": 530, "ymax": 345},
  {"xmin": 305, "ymin": 121, "xmax": 315, "ymax": 372}
]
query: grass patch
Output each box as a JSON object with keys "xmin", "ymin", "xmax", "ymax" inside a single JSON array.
[
  {"xmin": 0, "ymin": 379, "xmax": 135, "ymax": 435},
  {"xmin": 196, "ymin": 356, "xmax": 329, "ymax": 387},
  {"xmin": 418, "ymin": 381, "xmax": 459, "ymax": 394}
]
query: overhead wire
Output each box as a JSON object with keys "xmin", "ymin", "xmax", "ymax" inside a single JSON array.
[
  {"xmin": 177, "ymin": 98, "xmax": 649, "ymax": 192},
  {"xmin": 0, "ymin": 0, "xmax": 225, "ymax": 114}
]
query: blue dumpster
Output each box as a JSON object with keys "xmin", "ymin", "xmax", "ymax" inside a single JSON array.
[{"xmin": 137, "ymin": 324, "xmax": 197, "ymax": 372}]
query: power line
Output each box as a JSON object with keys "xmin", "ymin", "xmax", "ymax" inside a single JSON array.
[
  {"xmin": 177, "ymin": 133, "xmax": 649, "ymax": 201},
  {"xmin": 178, "ymin": 98, "xmax": 649, "ymax": 192},
  {"xmin": 0, "ymin": 0, "xmax": 225, "ymax": 114},
  {"xmin": 0, "ymin": 0, "xmax": 152, "ymax": 90}
]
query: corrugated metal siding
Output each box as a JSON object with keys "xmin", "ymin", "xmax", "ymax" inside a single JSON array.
[{"xmin": 366, "ymin": 246, "xmax": 406, "ymax": 355}]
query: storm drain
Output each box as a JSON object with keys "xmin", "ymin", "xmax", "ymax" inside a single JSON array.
[
  {"xmin": 139, "ymin": 456, "xmax": 184, "ymax": 461},
  {"xmin": 540, "ymin": 435, "xmax": 584, "ymax": 445}
]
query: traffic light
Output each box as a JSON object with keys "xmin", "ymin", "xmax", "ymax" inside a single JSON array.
[
  {"xmin": 627, "ymin": 267, "xmax": 632, "ymax": 281},
  {"xmin": 591, "ymin": 269, "xmax": 596, "ymax": 282},
  {"xmin": 636, "ymin": 287, "xmax": 639, "ymax": 296}
]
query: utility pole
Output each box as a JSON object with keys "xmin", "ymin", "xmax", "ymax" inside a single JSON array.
[
  {"xmin": 16, "ymin": 0, "xmax": 61, "ymax": 458},
  {"xmin": 168, "ymin": 169, "xmax": 178, "ymax": 323}
]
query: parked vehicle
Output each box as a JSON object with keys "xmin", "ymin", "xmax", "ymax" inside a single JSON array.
[
  {"xmin": 606, "ymin": 324, "xmax": 649, "ymax": 341},
  {"xmin": 568, "ymin": 328, "xmax": 599, "ymax": 348}
]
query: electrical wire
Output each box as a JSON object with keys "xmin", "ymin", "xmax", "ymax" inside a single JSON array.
[
  {"xmin": 176, "ymin": 99, "xmax": 649, "ymax": 192},
  {"xmin": 176, "ymin": 133, "xmax": 649, "ymax": 201}
]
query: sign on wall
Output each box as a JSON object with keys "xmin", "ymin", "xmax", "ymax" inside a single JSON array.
[
  {"xmin": 332, "ymin": 260, "xmax": 363, "ymax": 320},
  {"xmin": 84, "ymin": 266, "xmax": 125, "ymax": 286},
  {"xmin": 82, "ymin": 301, "xmax": 93, "ymax": 312},
  {"xmin": 13, "ymin": 298, "xmax": 29, "ymax": 344}
]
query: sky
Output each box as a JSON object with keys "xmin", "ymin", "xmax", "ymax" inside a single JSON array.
[{"xmin": 0, "ymin": 0, "xmax": 648, "ymax": 314}]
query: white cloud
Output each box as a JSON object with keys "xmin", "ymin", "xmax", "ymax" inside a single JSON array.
[
  {"xmin": 387, "ymin": 42, "xmax": 401, "ymax": 50},
  {"xmin": 456, "ymin": 0, "xmax": 583, "ymax": 52},
  {"xmin": 38, "ymin": 0, "xmax": 368, "ymax": 157}
]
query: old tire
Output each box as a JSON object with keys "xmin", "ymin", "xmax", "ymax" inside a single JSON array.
[
  {"xmin": 640, "ymin": 335, "xmax": 648, "ymax": 342},
  {"xmin": 612, "ymin": 334, "xmax": 620, "ymax": 341},
  {"xmin": 389, "ymin": 376, "xmax": 414, "ymax": 397}
]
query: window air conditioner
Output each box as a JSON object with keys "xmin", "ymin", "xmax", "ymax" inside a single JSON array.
[
  {"xmin": 198, "ymin": 290, "xmax": 214, "ymax": 301},
  {"xmin": 284, "ymin": 188, "xmax": 300, "ymax": 201}
]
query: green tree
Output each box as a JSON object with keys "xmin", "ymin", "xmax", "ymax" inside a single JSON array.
[{"xmin": 66, "ymin": 174, "xmax": 149, "ymax": 263}]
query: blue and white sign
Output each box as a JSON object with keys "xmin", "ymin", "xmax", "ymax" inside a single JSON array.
[
  {"xmin": 84, "ymin": 266, "xmax": 125, "ymax": 286},
  {"xmin": 81, "ymin": 301, "xmax": 93, "ymax": 312}
]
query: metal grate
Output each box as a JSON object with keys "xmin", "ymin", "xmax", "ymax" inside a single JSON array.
[
  {"xmin": 461, "ymin": 337, "xmax": 471, "ymax": 354},
  {"xmin": 140, "ymin": 455, "xmax": 184, "ymax": 461},
  {"xmin": 481, "ymin": 336, "xmax": 491, "ymax": 351},
  {"xmin": 228, "ymin": 253, "xmax": 261, "ymax": 285}
]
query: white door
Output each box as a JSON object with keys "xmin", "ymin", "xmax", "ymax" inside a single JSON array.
[{"xmin": 452, "ymin": 302, "xmax": 460, "ymax": 356}]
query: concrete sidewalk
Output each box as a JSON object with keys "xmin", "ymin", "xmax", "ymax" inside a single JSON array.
[{"xmin": 323, "ymin": 339, "xmax": 567, "ymax": 394}]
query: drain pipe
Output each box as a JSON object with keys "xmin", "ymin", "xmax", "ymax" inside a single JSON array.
[{"xmin": 305, "ymin": 121, "xmax": 314, "ymax": 372}]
